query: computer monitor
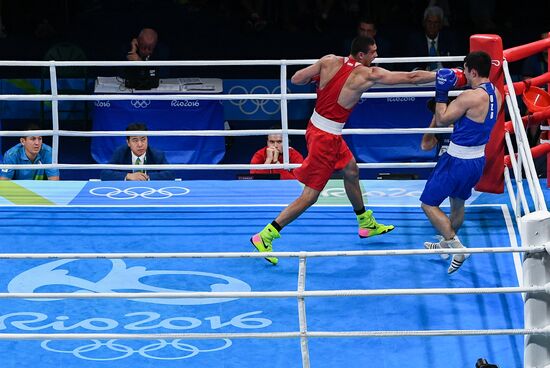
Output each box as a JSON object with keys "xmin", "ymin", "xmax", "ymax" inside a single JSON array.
[{"xmin": 124, "ymin": 66, "xmax": 159, "ymax": 90}]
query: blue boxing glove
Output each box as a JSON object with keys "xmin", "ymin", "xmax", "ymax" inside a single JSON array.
[{"xmin": 435, "ymin": 68, "xmax": 458, "ymax": 103}]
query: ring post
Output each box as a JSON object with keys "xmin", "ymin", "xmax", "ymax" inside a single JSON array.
[
  {"xmin": 520, "ymin": 210, "xmax": 550, "ymax": 368},
  {"xmin": 470, "ymin": 34, "xmax": 505, "ymax": 193}
]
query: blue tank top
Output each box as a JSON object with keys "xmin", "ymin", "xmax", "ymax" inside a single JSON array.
[{"xmin": 450, "ymin": 82, "xmax": 497, "ymax": 146}]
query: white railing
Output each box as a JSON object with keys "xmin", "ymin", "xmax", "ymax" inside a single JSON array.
[
  {"xmin": 0, "ymin": 57, "xmax": 463, "ymax": 172},
  {"xmin": 502, "ymin": 60, "xmax": 548, "ymax": 216}
]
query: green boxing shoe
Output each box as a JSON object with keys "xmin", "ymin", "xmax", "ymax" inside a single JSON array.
[
  {"xmin": 357, "ymin": 210, "xmax": 395, "ymax": 238},
  {"xmin": 250, "ymin": 223, "xmax": 280, "ymax": 265}
]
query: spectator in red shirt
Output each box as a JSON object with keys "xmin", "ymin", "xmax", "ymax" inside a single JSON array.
[{"xmin": 250, "ymin": 128, "xmax": 304, "ymax": 179}]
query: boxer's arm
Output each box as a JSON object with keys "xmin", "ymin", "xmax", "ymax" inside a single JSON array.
[
  {"xmin": 421, "ymin": 116, "xmax": 438, "ymax": 151},
  {"xmin": 435, "ymin": 91, "xmax": 474, "ymax": 126},
  {"xmin": 368, "ymin": 67, "xmax": 436, "ymax": 86},
  {"xmin": 291, "ymin": 61, "xmax": 322, "ymax": 85},
  {"xmin": 291, "ymin": 55, "xmax": 334, "ymax": 85}
]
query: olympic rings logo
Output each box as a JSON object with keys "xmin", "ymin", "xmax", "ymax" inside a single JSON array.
[
  {"xmin": 89, "ymin": 186, "xmax": 190, "ymax": 200},
  {"xmin": 228, "ymin": 85, "xmax": 290, "ymax": 115},
  {"xmin": 41, "ymin": 338, "xmax": 232, "ymax": 361},
  {"xmin": 130, "ymin": 100, "xmax": 151, "ymax": 109}
]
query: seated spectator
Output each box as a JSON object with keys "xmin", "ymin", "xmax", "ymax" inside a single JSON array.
[
  {"xmin": 344, "ymin": 18, "xmax": 393, "ymax": 69},
  {"xmin": 100, "ymin": 123, "xmax": 175, "ymax": 181},
  {"xmin": 124, "ymin": 27, "xmax": 170, "ymax": 78},
  {"xmin": 406, "ymin": 5, "xmax": 460, "ymax": 71},
  {"xmin": 126, "ymin": 28, "xmax": 160, "ymax": 61},
  {"xmin": 250, "ymin": 127, "xmax": 304, "ymax": 179},
  {"xmin": 0, "ymin": 123, "xmax": 59, "ymax": 180}
]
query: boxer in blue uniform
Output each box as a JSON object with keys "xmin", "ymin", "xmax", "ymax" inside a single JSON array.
[{"xmin": 420, "ymin": 51, "xmax": 502, "ymax": 274}]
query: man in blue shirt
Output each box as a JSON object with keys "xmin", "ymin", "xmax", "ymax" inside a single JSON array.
[{"xmin": 0, "ymin": 125, "xmax": 60, "ymax": 180}]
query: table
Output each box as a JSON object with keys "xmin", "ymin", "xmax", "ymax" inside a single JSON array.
[{"xmin": 91, "ymin": 78, "xmax": 225, "ymax": 165}]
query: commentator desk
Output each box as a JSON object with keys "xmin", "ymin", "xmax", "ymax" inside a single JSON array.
[{"xmin": 91, "ymin": 77, "xmax": 225, "ymax": 165}]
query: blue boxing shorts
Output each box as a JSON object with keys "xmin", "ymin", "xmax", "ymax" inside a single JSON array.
[{"xmin": 420, "ymin": 153, "xmax": 485, "ymax": 206}]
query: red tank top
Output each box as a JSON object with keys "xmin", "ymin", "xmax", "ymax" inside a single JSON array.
[{"xmin": 314, "ymin": 57, "xmax": 361, "ymax": 123}]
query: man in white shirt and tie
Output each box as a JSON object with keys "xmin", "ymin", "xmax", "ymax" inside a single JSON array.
[{"xmin": 407, "ymin": 5, "xmax": 461, "ymax": 71}]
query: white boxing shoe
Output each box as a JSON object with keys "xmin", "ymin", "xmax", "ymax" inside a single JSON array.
[
  {"xmin": 443, "ymin": 236, "xmax": 470, "ymax": 274},
  {"xmin": 423, "ymin": 235, "xmax": 449, "ymax": 260}
]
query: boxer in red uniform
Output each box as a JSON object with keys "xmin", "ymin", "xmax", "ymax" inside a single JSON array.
[{"xmin": 251, "ymin": 36, "xmax": 436, "ymax": 265}]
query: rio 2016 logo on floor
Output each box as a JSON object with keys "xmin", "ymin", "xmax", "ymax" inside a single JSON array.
[{"xmin": 4, "ymin": 259, "xmax": 272, "ymax": 361}]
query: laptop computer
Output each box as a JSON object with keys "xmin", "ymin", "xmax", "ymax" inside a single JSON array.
[{"xmin": 124, "ymin": 66, "xmax": 159, "ymax": 90}]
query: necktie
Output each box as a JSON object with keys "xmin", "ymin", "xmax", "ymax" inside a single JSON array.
[
  {"xmin": 429, "ymin": 40, "xmax": 438, "ymax": 71},
  {"xmin": 134, "ymin": 157, "xmax": 142, "ymax": 173}
]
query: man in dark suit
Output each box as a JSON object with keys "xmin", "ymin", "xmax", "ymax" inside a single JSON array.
[
  {"xmin": 100, "ymin": 123, "xmax": 175, "ymax": 181},
  {"xmin": 343, "ymin": 18, "xmax": 394, "ymax": 70},
  {"xmin": 406, "ymin": 6, "xmax": 461, "ymax": 71}
]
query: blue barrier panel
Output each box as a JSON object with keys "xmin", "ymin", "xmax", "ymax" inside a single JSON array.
[
  {"xmin": 91, "ymin": 99, "xmax": 225, "ymax": 164},
  {"xmin": 346, "ymin": 86, "xmax": 437, "ymax": 163},
  {"xmin": 223, "ymin": 79, "xmax": 314, "ymax": 121}
]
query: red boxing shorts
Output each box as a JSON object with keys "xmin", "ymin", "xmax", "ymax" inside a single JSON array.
[{"xmin": 293, "ymin": 121, "xmax": 353, "ymax": 191}]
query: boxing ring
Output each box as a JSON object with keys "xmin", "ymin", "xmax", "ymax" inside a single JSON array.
[{"xmin": 0, "ymin": 34, "xmax": 549, "ymax": 368}]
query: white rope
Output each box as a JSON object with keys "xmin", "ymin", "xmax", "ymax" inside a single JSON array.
[
  {"xmin": 504, "ymin": 167, "xmax": 519, "ymax": 219},
  {"xmin": 0, "ymin": 56, "xmax": 465, "ymax": 68},
  {"xmin": 297, "ymin": 256, "xmax": 310, "ymax": 368},
  {"xmin": 503, "ymin": 60, "xmax": 547, "ymax": 211},
  {"xmin": 0, "ymin": 246, "xmax": 544, "ymax": 260},
  {"xmin": 0, "ymin": 162, "xmax": 438, "ymax": 170},
  {"xmin": 505, "ymin": 131, "xmax": 531, "ymax": 216},
  {"xmin": 308, "ymin": 329, "xmax": 550, "ymax": 337},
  {"xmin": 0, "ymin": 127, "xmax": 455, "ymax": 137},
  {"xmin": 0, "ymin": 90, "xmax": 463, "ymax": 102},
  {"xmin": 1, "ymin": 285, "xmax": 547, "ymax": 300},
  {"xmin": 0, "ymin": 328, "xmax": 546, "ymax": 341}
]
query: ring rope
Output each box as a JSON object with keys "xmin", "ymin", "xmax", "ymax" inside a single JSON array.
[
  {"xmin": 504, "ymin": 132, "xmax": 532, "ymax": 216},
  {"xmin": 503, "ymin": 60, "xmax": 547, "ymax": 211},
  {"xmin": 0, "ymin": 56, "xmax": 465, "ymax": 68},
  {"xmin": 0, "ymin": 90, "xmax": 463, "ymax": 102},
  {"xmin": 0, "ymin": 162, "xmax": 440, "ymax": 170},
  {"xmin": 1, "ymin": 285, "xmax": 547, "ymax": 299},
  {"xmin": 505, "ymin": 87, "xmax": 543, "ymax": 211},
  {"xmin": 0, "ymin": 245, "xmax": 545, "ymax": 259},
  {"xmin": 0, "ymin": 328, "xmax": 547, "ymax": 341},
  {"xmin": 0, "ymin": 127, "xmax": 454, "ymax": 137}
]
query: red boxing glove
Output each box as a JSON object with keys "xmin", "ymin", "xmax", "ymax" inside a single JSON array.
[
  {"xmin": 451, "ymin": 68, "xmax": 467, "ymax": 88},
  {"xmin": 311, "ymin": 74, "xmax": 320, "ymax": 84}
]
